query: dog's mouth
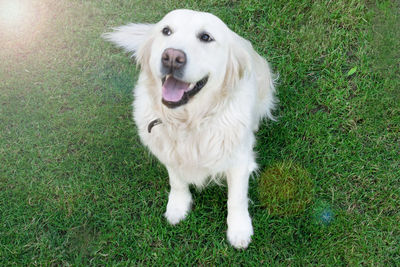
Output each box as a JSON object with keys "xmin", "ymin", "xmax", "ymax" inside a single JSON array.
[{"xmin": 161, "ymin": 75, "xmax": 208, "ymax": 108}]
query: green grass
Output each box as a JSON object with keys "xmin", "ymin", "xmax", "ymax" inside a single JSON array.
[{"xmin": 0, "ymin": 0, "xmax": 399, "ymax": 265}]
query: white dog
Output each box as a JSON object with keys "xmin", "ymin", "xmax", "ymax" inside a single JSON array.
[{"xmin": 103, "ymin": 9, "xmax": 276, "ymax": 249}]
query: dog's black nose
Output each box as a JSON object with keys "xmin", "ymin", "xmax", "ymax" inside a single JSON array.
[{"xmin": 161, "ymin": 48, "xmax": 186, "ymax": 71}]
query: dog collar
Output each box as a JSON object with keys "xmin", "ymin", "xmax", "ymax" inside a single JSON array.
[{"xmin": 148, "ymin": 118, "xmax": 162, "ymax": 133}]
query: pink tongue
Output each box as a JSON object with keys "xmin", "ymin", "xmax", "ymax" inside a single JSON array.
[{"xmin": 162, "ymin": 76, "xmax": 190, "ymax": 102}]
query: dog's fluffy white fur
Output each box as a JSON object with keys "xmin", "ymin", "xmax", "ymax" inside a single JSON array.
[{"xmin": 103, "ymin": 9, "xmax": 276, "ymax": 249}]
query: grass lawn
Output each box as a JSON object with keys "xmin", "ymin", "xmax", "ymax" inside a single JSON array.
[{"xmin": 0, "ymin": 0, "xmax": 399, "ymax": 265}]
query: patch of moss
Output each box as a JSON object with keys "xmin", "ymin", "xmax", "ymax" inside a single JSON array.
[{"xmin": 258, "ymin": 161, "xmax": 313, "ymax": 216}]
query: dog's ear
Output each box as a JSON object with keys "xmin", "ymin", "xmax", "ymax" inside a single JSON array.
[
  {"xmin": 102, "ymin": 23, "xmax": 154, "ymax": 61},
  {"xmin": 223, "ymin": 33, "xmax": 252, "ymax": 90},
  {"xmin": 226, "ymin": 33, "xmax": 277, "ymax": 121}
]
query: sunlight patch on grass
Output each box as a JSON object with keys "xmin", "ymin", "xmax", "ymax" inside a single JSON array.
[{"xmin": 0, "ymin": 0, "xmax": 50, "ymax": 46}]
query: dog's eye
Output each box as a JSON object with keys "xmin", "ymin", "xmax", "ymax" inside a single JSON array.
[
  {"xmin": 199, "ymin": 32, "xmax": 214, "ymax": 42},
  {"xmin": 162, "ymin": 27, "xmax": 172, "ymax": 36}
]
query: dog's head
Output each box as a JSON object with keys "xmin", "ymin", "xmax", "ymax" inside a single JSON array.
[{"xmin": 103, "ymin": 9, "xmax": 252, "ymax": 109}]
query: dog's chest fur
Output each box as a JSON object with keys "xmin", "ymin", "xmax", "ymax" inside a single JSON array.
[
  {"xmin": 135, "ymin": 101, "xmax": 252, "ymax": 183},
  {"xmin": 144, "ymin": 112, "xmax": 244, "ymax": 171}
]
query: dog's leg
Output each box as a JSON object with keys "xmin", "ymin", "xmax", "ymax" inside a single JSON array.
[
  {"xmin": 164, "ymin": 167, "xmax": 192, "ymax": 225},
  {"xmin": 226, "ymin": 161, "xmax": 254, "ymax": 249}
]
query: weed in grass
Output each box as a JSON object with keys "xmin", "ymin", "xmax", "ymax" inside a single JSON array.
[{"xmin": 258, "ymin": 161, "xmax": 313, "ymax": 217}]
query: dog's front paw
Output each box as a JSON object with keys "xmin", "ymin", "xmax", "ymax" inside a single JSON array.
[
  {"xmin": 227, "ymin": 213, "xmax": 253, "ymax": 249},
  {"xmin": 164, "ymin": 191, "xmax": 192, "ymax": 225},
  {"xmin": 164, "ymin": 208, "xmax": 188, "ymax": 225}
]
